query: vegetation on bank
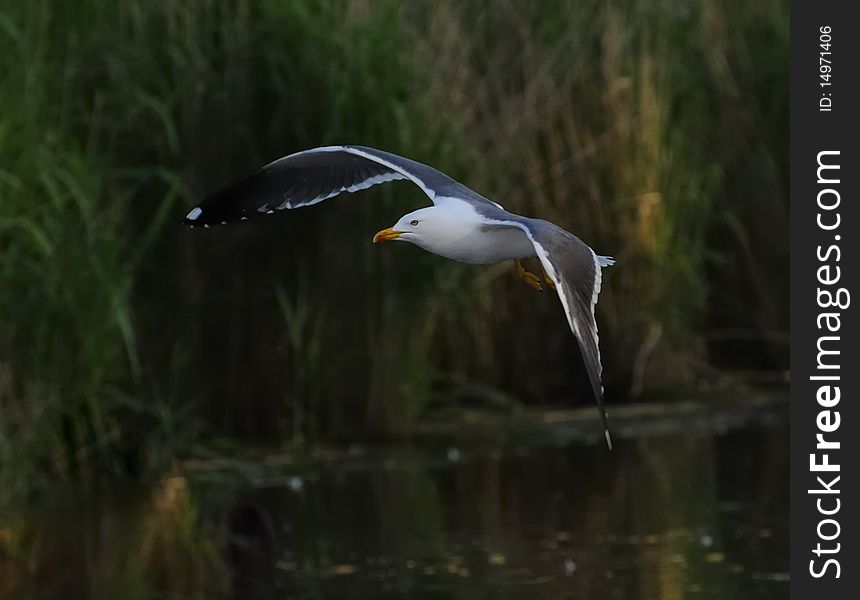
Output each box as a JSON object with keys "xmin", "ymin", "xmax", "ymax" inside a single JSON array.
[{"xmin": 0, "ymin": 0, "xmax": 787, "ymax": 495}]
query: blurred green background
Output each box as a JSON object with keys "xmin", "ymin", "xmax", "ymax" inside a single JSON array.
[{"xmin": 0, "ymin": 0, "xmax": 787, "ymax": 597}]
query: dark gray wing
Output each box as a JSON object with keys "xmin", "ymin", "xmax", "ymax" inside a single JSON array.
[
  {"xmin": 184, "ymin": 145, "xmax": 501, "ymax": 227},
  {"xmin": 484, "ymin": 217, "xmax": 615, "ymax": 449}
]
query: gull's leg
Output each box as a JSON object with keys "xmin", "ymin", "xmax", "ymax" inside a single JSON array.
[
  {"xmin": 515, "ymin": 259, "xmax": 543, "ymax": 292},
  {"xmin": 533, "ymin": 260, "xmax": 556, "ymax": 290}
]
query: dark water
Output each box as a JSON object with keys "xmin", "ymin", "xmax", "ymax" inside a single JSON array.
[{"xmin": 2, "ymin": 405, "xmax": 788, "ymax": 600}]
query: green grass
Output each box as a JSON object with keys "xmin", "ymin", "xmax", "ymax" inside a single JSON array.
[{"xmin": 0, "ymin": 0, "xmax": 788, "ymax": 493}]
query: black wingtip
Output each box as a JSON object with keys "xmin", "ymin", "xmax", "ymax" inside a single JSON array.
[
  {"xmin": 595, "ymin": 393, "xmax": 613, "ymax": 451},
  {"xmin": 183, "ymin": 204, "xmax": 247, "ymax": 229},
  {"xmin": 184, "ymin": 168, "xmax": 275, "ymax": 228}
]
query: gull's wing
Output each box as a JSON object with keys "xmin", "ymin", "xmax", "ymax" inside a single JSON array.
[
  {"xmin": 484, "ymin": 217, "xmax": 615, "ymax": 449},
  {"xmin": 184, "ymin": 145, "xmax": 501, "ymax": 227}
]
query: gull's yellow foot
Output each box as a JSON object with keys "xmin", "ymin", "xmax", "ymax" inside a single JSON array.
[
  {"xmin": 515, "ymin": 260, "xmax": 543, "ymax": 292},
  {"xmin": 543, "ymin": 273, "xmax": 556, "ymax": 290}
]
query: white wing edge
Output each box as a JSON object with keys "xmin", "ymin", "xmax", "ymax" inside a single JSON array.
[
  {"xmin": 263, "ymin": 145, "xmax": 439, "ymax": 205},
  {"xmin": 483, "ymin": 218, "xmax": 613, "ymax": 449},
  {"xmin": 265, "ymin": 146, "xmax": 505, "ymax": 210},
  {"xmin": 273, "ymin": 172, "xmax": 406, "ymax": 210}
]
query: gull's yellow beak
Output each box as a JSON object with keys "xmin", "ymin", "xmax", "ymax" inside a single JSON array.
[{"xmin": 372, "ymin": 227, "xmax": 402, "ymax": 243}]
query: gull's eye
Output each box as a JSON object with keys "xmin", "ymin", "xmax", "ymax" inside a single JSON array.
[{"xmin": 410, "ymin": 219, "xmax": 419, "ymax": 226}]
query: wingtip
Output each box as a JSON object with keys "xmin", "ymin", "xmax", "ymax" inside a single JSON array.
[{"xmin": 605, "ymin": 429, "xmax": 613, "ymax": 450}]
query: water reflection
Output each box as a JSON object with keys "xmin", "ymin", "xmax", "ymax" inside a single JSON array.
[{"xmin": 2, "ymin": 410, "xmax": 787, "ymax": 600}]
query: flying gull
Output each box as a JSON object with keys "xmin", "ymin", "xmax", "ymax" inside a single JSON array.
[{"xmin": 184, "ymin": 145, "xmax": 615, "ymax": 448}]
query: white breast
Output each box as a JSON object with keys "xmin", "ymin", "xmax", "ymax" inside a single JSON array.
[
  {"xmin": 411, "ymin": 199, "xmax": 537, "ymax": 265},
  {"xmin": 440, "ymin": 226, "xmax": 536, "ymax": 264}
]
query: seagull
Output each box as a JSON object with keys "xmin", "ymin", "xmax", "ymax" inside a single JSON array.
[{"xmin": 184, "ymin": 145, "xmax": 615, "ymax": 448}]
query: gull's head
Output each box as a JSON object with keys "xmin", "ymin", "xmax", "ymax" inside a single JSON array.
[{"xmin": 372, "ymin": 207, "xmax": 447, "ymax": 247}]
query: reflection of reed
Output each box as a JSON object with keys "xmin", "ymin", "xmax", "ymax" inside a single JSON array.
[
  {"xmin": 248, "ymin": 434, "xmax": 747, "ymax": 598},
  {"xmin": 2, "ymin": 420, "xmax": 787, "ymax": 599},
  {"xmin": 0, "ymin": 477, "xmax": 226, "ymax": 599}
]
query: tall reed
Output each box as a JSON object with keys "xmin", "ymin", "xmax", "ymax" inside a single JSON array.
[{"xmin": 0, "ymin": 0, "xmax": 789, "ymax": 490}]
